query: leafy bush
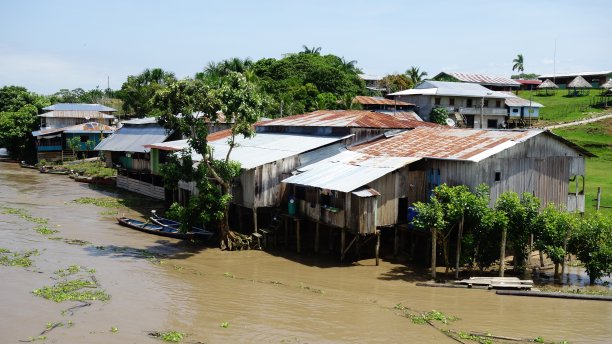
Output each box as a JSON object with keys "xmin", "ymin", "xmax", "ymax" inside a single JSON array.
[{"xmin": 430, "ymin": 107, "xmax": 449, "ymax": 124}]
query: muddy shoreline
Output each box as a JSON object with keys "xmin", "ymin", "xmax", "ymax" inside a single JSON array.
[{"xmin": 1, "ymin": 162, "xmax": 611, "ymax": 343}]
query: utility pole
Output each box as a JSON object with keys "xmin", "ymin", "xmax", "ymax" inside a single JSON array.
[{"xmin": 480, "ymin": 96, "xmax": 484, "ymax": 129}]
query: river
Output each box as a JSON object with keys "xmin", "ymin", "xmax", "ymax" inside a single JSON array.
[{"xmin": 0, "ymin": 163, "xmax": 610, "ymax": 343}]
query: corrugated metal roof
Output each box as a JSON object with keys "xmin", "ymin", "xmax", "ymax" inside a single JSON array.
[
  {"xmin": 282, "ymin": 150, "xmax": 419, "ymax": 193},
  {"xmin": 384, "ymin": 111, "xmax": 423, "ymax": 122},
  {"xmin": 120, "ymin": 117, "xmax": 159, "ymax": 125},
  {"xmin": 538, "ymin": 71, "xmax": 612, "ymax": 79},
  {"xmin": 516, "ymin": 79, "xmax": 542, "ymax": 85},
  {"xmin": 42, "ymin": 103, "xmax": 116, "ymax": 112},
  {"xmin": 438, "ymin": 72, "xmax": 521, "ymax": 87},
  {"xmin": 504, "ymin": 97, "xmax": 544, "ymax": 108},
  {"xmin": 390, "ymin": 81, "xmax": 507, "ymax": 98},
  {"xmin": 352, "ymin": 188, "xmax": 381, "ymax": 197},
  {"xmin": 94, "ymin": 124, "xmax": 171, "ymax": 153},
  {"xmin": 33, "ymin": 122, "xmax": 115, "ymax": 137},
  {"xmin": 359, "ymin": 74, "xmax": 383, "ymax": 81},
  {"xmin": 353, "ymin": 127, "xmax": 543, "ymax": 162},
  {"xmin": 257, "ymin": 110, "xmax": 438, "ymax": 129},
  {"xmin": 39, "ymin": 111, "xmax": 116, "ymax": 119},
  {"xmin": 353, "ymin": 96, "xmax": 414, "ymax": 106},
  {"xmin": 150, "ymin": 133, "xmax": 349, "ymax": 170}
]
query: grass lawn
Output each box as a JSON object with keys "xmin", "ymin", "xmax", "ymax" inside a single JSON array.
[
  {"xmin": 552, "ymin": 118, "xmax": 612, "ymax": 216},
  {"xmin": 514, "ymin": 89, "xmax": 611, "ymax": 124}
]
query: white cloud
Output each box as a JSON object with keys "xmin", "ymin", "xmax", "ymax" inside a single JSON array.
[{"xmin": 542, "ymin": 59, "xmax": 554, "ymax": 65}]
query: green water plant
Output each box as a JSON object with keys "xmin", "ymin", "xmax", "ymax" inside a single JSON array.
[
  {"xmin": 72, "ymin": 197, "xmax": 126, "ymax": 208},
  {"xmin": 33, "ymin": 279, "xmax": 110, "ymax": 302},
  {"xmin": 149, "ymin": 330, "xmax": 185, "ymax": 342},
  {"xmin": 0, "ymin": 248, "xmax": 39, "ymax": 267},
  {"xmin": 1, "ymin": 206, "xmax": 48, "ymax": 224},
  {"xmin": 34, "ymin": 225, "xmax": 58, "ymax": 235}
]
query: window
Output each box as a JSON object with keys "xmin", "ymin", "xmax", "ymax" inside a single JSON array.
[
  {"xmin": 466, "ymin": 99, "xmax": 473, "ymax": 107},
  {"xmin": 495, "ymin": 172, "xmax": 501, "ymax": 182},
  {"xmin": 80, "ymin": 135, "xmax": 89, "ymax": 143},
  {"xmin": 483, "ymin": 100, "xmax": 489, "ymax": 107},
  {"xmin": 434, "ymin": 97, "xmax": 441, "ymax": 105},
  {"xmin": 449, "ymin": 98, "xmax": 455, "ymax": 106},
  {"xmin": 512, "ymin": 108, "xmax": 519, "ymax": 113},
  {"xmin": 495, "ymin": 100, "xmax": 501, "ymax": 107},
  {"xmin": 487, "ymin": 119, "xmax": 498, "ymax": 128}
]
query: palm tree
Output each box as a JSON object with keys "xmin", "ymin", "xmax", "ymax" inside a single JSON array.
[
  {"xmin": 340, "ymin": 57, "xmax": 361, "ymax": 74},
  {"xmin": 512, "ymin": 54, "xmax": 524, "ymax": 78},
  {"xmin": 405, "ymin": 66, "xmax": 428, "ymax": 88},
  {"xmin": 302, "ymin": 45, "xmax": 322, "ymax": 55}
]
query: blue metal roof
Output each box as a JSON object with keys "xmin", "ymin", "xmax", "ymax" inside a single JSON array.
[
  {"xmin": 94, "ymin": 124, "xmax": 171, "ymax": 153},
  {"xmin": 43, "ymin": 103, "xmax": 116, "ymax": 112}
]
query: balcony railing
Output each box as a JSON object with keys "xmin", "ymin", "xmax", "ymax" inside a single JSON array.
[{"xmin": 458, "ymin": 107, "xmax": 508, "ymax": 116}]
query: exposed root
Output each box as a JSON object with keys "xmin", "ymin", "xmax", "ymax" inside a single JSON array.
[{"xmin": 219, "ymin": 230, "xmax": 259, "ymax": 251}]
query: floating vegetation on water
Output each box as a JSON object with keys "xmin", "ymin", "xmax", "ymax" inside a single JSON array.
[
  {"xmin": 223, "ymin": 272, "xmax": 235, "ymax": 279},
  {"xmin": 538, "ymin": 286, "xmax": 612, "ymax": 296},
  {"xmin": 453, "ymin": 331, "xmax": 495, "ymax": 344},
  {"xmin": 48, "ymin": 237, "xmax": 63, "ymax": 241},
  {"xmin": 110, "ymin": 326, "xmax": 119, "ymax": 333},
  {"xmin": 34, "ymin": 225, "xmax": 58, "ymax": 235},
  {"xmin": 64, "ymin": 239, "xmax": 92, "ymax": 246},
  {"xmin": 148, "ymin": 330, "xmax": 186, "ymax": 342},
  {"xmin": 298, "ymin": 282, "xmax": 324, "ymax": 294},
  {"xmin": 220, "ymin": 321, "xmax": 229, "ymax": 328},
  {"xmin": 0, "ymin": 248, "xmax": 39, "ymax": 267},
  {"xmin": 23, "ymin": 335, "xmax": 47, "ymax": 342},
  {"xmin": 1, "ymin": 206, "xmax": 48, "ymax": 224},
  {"xmin": 393, "ymin": 304, "xmax": 458, "ymax": 325},
  {"xmin": 33, "ymin": 278, "xmax": 110, "ymax": 302},
  {"xmin": 54, "ymin": 264, "xmax": 94, "ymax": 277},
  {"xmin": 72, "ymin": 197, "xmax": 128, "ymax": 208}
]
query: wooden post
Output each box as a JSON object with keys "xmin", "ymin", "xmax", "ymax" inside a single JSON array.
[
  {"xmin": 431, "ymin": 228, "xmax": 437, "ymax": 279},
  {"xmin": 499, "ymin": 227, "xmax": 507, "ymax": 277},
  {"xmin": 253, "ymin": 207, "xmax": 258, "ymax": 234},
  {"xmin": 375, "ymin": 230, "xmax": 380, "ymax": 266},
  {"xmin": 284, "ymin": 217, "xmax": 288, "ymax": 249},
  {"xmin": 238, "ymin": 206, "xmax": 244, "ymax": 231},
  {"xmin": 393, "ymin": 226, "xmax": 399, "ymax": 257},
  {"xmin": 597, "ymin": 187, "xmax": 602, "ymax": 212},
  {"xmin": 340, "ymin": 229, "xmax": 346, "ymax": 262},
  {"xmin": 454, "ymin": 216, "xmax": 464, "ymax": 280},
  {"xmin": 314, "ymin": 222, "xmax": 320, "ymax": 253},
  {"xmin": 296, "ymin": 220, "xmax": 301, "ymax": 254},
  {"xmin": 328, "ymin": 228, "xmax": 334, "ymax": 253}
]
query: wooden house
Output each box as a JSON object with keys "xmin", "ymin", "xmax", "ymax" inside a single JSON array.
[
  {"xmin": 39, "ymin": 103, "xmax": 116, "ymax": 130},
  {"xmin": 32, "ymin": 122, "xmax": 115, "ymax": 162},
  {"xmin": 94, "ymin": 118, "xmax": 175, "ymax": 199}
]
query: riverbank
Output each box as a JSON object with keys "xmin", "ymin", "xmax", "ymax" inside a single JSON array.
[{"xmin": 1, "ymin": 162, "xmax": 611, "ymax": 343}]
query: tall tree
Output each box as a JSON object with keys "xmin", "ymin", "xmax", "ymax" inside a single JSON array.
[
  {"xmin": 405, "ymin": 66, "xmax": 428, "ymax": 87},
  {"xmin": 512, "ymin": 54, "xmax": 525, "ymax": 78},
  {"xmin": 380, "ymin": 74, "xmax": 412, "ymax": 94},
  {"xmin": 154, "ymin": 72, "xmax": 266, "ymax": 250},
  {"xmin": 301, "ymin": 45, "xmax": 322, "ymax": 55},
  {"xmin": 570, "ymin": 214, "xmax": 612, "ymax": 285},
  {"xmin": 534, "ymin": 204, "xmax": 578, "ymax": 279},
  {"xmin": 413, "ymin": 196, "xmax": 446, "ymax": 279},
  {"xmin": 0, "ymin": 104, "xmax": 39, "ymax": 160},
  {"xmin": 120, "ymin": 68, "xmax": 176, "ymax": 115}
]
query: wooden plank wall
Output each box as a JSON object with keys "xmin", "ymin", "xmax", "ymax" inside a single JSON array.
[{"xmin": 117, "ymin": 175, "xmax": 165, "ymax": 200}]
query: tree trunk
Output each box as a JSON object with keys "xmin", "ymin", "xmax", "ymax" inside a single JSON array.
[
  {"xmin": 431, "ymin": 228, "xmax": 437, "ymax": 280},
  {"xmin": 554, "ymin": 263, "xmax": 560, "ymax": 279},
  {"xmin": 454, "ymin": 216, "xmax": 464, "ymax": 279},
  {"xmin": 561, "ymin": 227, "xmax": 572, "ymax": 278},
  {"xmin": 443, "ymin": 236, "xmax": 450, "ymax": 274},
  {"xmin": 539, "ymin": 250, "xmax": 545, "ymax": 267},
  {"xmin": 499, "ymin": 227, "xmax": 507, "ymax": 277}
]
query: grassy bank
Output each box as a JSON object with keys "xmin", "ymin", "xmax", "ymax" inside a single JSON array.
[
  {"xmin": 62, "ymin": 161, "xmax": 116, "ymax": 178},
  {"xmin": 514, "ymin": 89, "xmax": 610, "ymax": 124},
  {"xmin": 552, "ymin": 118, "xmax": 612, "ymax": 215}
]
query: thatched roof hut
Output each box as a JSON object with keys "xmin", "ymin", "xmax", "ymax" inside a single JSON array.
[
  {"xmin": 567, "ymin": 75, "xmax": 592, "ymax": 96},
  {"xmin": 537, "ymin": 79, "xmax": 559, "ymax": 89},
  {"xmin": 600, "ymin": 80, "xmax": 612, "ymax": 89},
  {"xmin": 537, "ymin": 79, "xmax": 559, "ymax": 95}
]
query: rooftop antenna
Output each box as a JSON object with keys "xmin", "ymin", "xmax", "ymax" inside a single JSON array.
[{"xmin": 553, "ymin": 39, "xmax": 557, "ymax": 84}]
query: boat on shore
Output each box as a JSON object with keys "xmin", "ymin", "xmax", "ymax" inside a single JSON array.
[
  {"xmin": 39, "ymin": 166, "xmax": 71, "ymax": 175},
  {"xmin": 117, "ymin": 217, "xmax": 213, "ymax": 240},
  {"xmin": 20, "ymin": 161, "xmax": 38, "ymax": 169}
]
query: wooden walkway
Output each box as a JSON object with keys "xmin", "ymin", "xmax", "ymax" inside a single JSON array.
[{"xmin": 454, "ymin": 277, "xmax": 533, "ymax": 290}]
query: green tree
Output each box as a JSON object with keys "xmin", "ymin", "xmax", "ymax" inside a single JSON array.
[
  {"xmin": 0, "ymin": 85, "xmax": 49, "ymax": 113},
  {"xmin": 380, "ymin": 74, "xmax": 412, "ymax": 94},
  {"xmin": 66, "ymin": 136, "xmax": 81, "ymax": 161},
  {"xmin": 512, "ymin": 54, "xmax": 525, "ymax": 78},
  {"xmin": 413, "ymin": 196, "xmax": 446, "ymax": 279},
  {"xmin": 120, "ymin": 68, "xmax": 176, "ymax": 115},
  {"xmin": 301, "ymin": 45, "xmax": 322, "ymax": 55},
  {"xmin": 154, "ymin": 72, "xmax": 266, "ymax": 249},
  {"xmin": 0, "ymin": 105, "xmax": 39, "ymax": 160},
  {"xmin": 405, "ymin": 66, "xmax": 428, "ymax": 87},
  {"xmin": 430, "ymin": 107, "xmax": 449, "ymax": 125},
  {"xmin": 534, "ymin": 204, "xmax": 578, "ymax": 279},
  {"xmin": 570, "ymin": 214, "xmax": 612, "ymax": 284},
  {"xmin": 196, "ymin": 58, "xmax": 254, "ymax": 86}
]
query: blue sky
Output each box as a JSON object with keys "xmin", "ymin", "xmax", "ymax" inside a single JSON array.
[{"xmin": 1, "ymin": 0, "xmax": 610, "ymax": 94}]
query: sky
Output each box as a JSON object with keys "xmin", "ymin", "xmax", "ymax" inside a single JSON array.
[{"xmin": 1, "ymin": 0, "xmax": 611, "ymax": 95}]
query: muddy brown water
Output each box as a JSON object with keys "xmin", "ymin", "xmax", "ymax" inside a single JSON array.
[{"xmin": 0, "ymin": 163, "xmax": 610, "ymax": 343}]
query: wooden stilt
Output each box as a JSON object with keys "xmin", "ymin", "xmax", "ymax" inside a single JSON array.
[
  {"xmin": 314, "ymin": 222, "xmax": 320, "ymax": 253},
  {"xmin": 253, "ymin": 207, "xmax": 258, "ymax": 234},
  {"xmin": 284, "ymin": 217, "xmax": 288, "ymax": 249},
  {"xmin": 296, "ymin": 220, "xmax": 301, "ymax": 253},
  {"xmin": 394, "ymin": 226, "xmax": 399, "ymax": 257},
  {"xmin": 375, "ymin": 230, "xmax": 380, "ymax": 266},
  {"xmin": 340, "ymin": 229, "xmax": 346, "ymax": 262},
  {"xmin": 238, "ymin": 206, "xmax": 244, "ymax": 231},
  {"xmin": 328, "ymin": 227, "xmax": 334, "ymax": 253}
]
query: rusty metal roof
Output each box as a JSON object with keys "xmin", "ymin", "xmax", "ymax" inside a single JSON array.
[
  {"xmin": 352, "ymin": 96, "xmax": 414, "ymax": 106},
  {"xmin": 282, "ymin": 150, "xmax": 419, "ymax": 193},
  {"xmin": 32, "ymin": 122, "xmax": 115, "ymax": 137},
  {"xmin": 516, "ymin": 79, "xmax": 542, "ymax": 86},
  {"xmin": 258, "ymin": 110, "xmax": 438, "ymax": 129},
  {"xmin": 437, "ymin": 72, "xmax": 521, "ymax": 87},
  {"xmin": 353, "ymin": 127, "xmax": 543, "ymax": 162}
]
